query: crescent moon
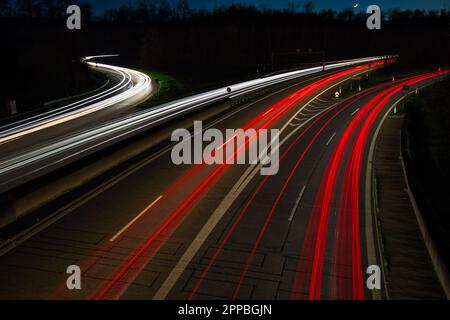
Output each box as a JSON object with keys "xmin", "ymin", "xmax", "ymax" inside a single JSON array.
[{"xmin": 353, "ymin": 3, "xmax": 359, "ymax": 8}]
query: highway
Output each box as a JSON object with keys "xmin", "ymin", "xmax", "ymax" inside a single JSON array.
[
  {"xmin": 0, "ymin": 57, "xmax": 154, "ymax": 147},
  {"xmin": 0, "ymin": 57, "xmax": 155, "ymax": 192},
  {"xmin": 0, "ymin": 58, "xmax": 444, "ymax": 300},
  {"xmin": 0, "ymin": 56, "xmax": 384, "ymax": 193}
]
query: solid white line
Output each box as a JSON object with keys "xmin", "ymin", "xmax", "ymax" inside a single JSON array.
[
  {"xmin": 152, "ymin": 163, "xmax": 261, "ymax": 300},
  {"xmin": 109, "ymin": 195, "xmax": 163, "ymax": 242},
  {"xmin": 351, "ymin": 107, "xmax": 360, "ymax": 116},
  {"xmin": 153, "ymin": 67, "xmax": 376, "ymax": 299},
  {"xmin": 326, "ymin": 132, "xmax": 337, "ymax": 146},
  {"xmin": 309, "ymin": 101, "xmax": 327, "ymax": 108},
  {"xmin": 0, "ymin": 66, "xmax": 338, "ymax": 258},
  {"xmin": 288, "ymin": 185, "xmax": 306, "ymax": 221},
  {"xmin": 365, "ymin": 81, "xmax": 443, "ymax": 300}
]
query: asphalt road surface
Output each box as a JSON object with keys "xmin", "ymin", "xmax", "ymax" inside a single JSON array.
[
  {"xmin": 0, "ymin": 57, "xmax": 382, "ymax": 194},
  {"xmin": 0, "ymin": 61, "xmax": 154, "ymax": 159},
  {"xmin": 0, "ymin": 64, "xmax": 444, "ymax": 300}
]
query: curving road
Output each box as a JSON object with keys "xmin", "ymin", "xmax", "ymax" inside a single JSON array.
[
  {"xmin": 0, "ymin": 57, "xmax": 153, "ymax": 144},
  {"xmin": 0, "ymin": 56, "xmax": 386, "ymax": 193},
  {"xmin": 3, "ymin": 61, "xmax": 445, "ymax": 300}
]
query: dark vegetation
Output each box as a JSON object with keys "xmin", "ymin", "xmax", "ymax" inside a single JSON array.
[
  {"xmin": 141, "ymin": 70, "xmax": 187, "ymax": 107},
  {"xmin": 0, "ymin": 0, "xmax": 449, "ymax": 116},
  {"xmin": 402, "ymin": 77, "xmax": 450, "ymax": 268}
]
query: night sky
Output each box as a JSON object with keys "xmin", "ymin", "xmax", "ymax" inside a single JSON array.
[{"xmin": 86, "ymin": 0, "xmax": 449, "ymax": 14}]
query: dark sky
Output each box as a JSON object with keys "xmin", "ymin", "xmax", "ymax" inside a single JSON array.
[{"xmin": 86, "ymin": 0, "xmax": 449, "ymax": 14}]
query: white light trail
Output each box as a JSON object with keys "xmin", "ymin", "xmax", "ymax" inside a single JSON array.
[
  {"xmin": 0, "ymin": 56, "xmax": 391, "ymax": 192},
  {"xmin": 0, "ymin": 58, "xmax": 152, "ymax": 143}
]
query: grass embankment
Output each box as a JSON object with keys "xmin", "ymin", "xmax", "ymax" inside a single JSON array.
[
  {"xmin": 341, "ymin": 67, "xmax": 396, "ymax": 97},
  {"xmin": 140, "ymin": 67, "xmax": 397, "ymax": 108},
  {"xmin": 140, "ymin": 71, "xmax": 190, "ymax": 107},
  {"xmin": 401, "ymin": 77, "xmax": 450, "ymax": 269}
]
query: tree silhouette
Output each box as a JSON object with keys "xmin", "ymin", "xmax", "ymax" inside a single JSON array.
[{"xmin": 0, "ymin": 0, "xmax": 11, "ymax": 16}]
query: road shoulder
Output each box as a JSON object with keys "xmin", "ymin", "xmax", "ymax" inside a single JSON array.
[{"xmin": 373, "ymin": 116, "xmax": 445, "ymax": 299}]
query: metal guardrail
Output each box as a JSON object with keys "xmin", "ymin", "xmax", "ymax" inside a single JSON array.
[{"xmin": 0, "ymin": 56, "xmax": 390, "ymax": 193}]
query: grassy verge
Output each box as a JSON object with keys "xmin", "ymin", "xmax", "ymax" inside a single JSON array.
[{"xmin": 139, "ymin": 71, "xmax": 189, "ymax": 107}]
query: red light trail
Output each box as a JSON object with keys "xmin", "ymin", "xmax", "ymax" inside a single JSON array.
[
  {"xmin": 90, "ymin": 64, "xmax": 379, "ymax": 300},
  {"xmin": 292, "ymin": 71, "xmax": 447, "ymax": 300},
  {"xmin": 189, "ymin": 79, "xmax": 400, "ymax": 299}
]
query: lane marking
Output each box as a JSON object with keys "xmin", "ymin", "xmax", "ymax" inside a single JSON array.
[
  {"xmin": 0, "ymin": 70, "xmax": 337, "ymax": 257},
  {"xmin": 153, "ymin": 67, "xmax": 376, "ymax": 299},
  {"xmin": 288, "ymin": 185, "xmax": 306, "ymax": 222},
  {"xmin": 351, "ymin": 107, "xmax": 360, "ymax": 116},
  {"xmin": 307, "ymin": 104, "xmax": 327, "ymax": 110},
  {"xmin": 153, "ymin": 163, "xmax": 261, "ymax": 300},
  {"xmin": 109, "ymin": 195, "xmax": 163, "ymax": 242},
  {"xmin": 309, "ymin": 101, "xmax": 327, "ymax": 108},
  {"xmin": 326, "ymin": 132, "xmax": 337, "ymax": 146},
  {"xmin": 364, "ymin": 81, "xmax": 437, "ymax": 300}
]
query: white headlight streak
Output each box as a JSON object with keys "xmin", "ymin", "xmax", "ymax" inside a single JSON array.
[{"xmin": 0, "ymin": 55, "xmax": 391, "ymax": 192}]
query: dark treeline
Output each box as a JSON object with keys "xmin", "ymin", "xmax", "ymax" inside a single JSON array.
[
  {"xmin": 0, "ymin": 0, "xmax": 92, "ymax": 18},
  {"xmin": 1, "ymin": 0, "xmax": 449, "ymax": 113}
]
